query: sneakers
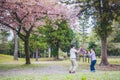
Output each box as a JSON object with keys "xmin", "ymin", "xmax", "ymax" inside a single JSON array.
[
  {"xmin": 90, "ymin": 70, "xmax": 96, "ymax": 72},
  {"xmin": 69, "ymin": 71, "xmax": 71, "ymax": 73},
  {"xmin": 69, "ymin": 71, "xmax": 75, "ymax": 73}
]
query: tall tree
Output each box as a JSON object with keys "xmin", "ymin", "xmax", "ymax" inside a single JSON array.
[
  {"xmin": 29, "ymin": 33, "xmax": 48, "ymax": 61},
  {"xmin": 38, "ymin": 18, "xmax": 74, "ymax": 59},
  {"xmin": 94, "ymin": 0, "xmax": 120, "ymax": 65},
  {"xmin": 78, "ymin": 15, "xmax": 89, "ymax": 47},
  {"xmin": 61, "ymin": 0, "xmax": 120, "ymax": 65}
]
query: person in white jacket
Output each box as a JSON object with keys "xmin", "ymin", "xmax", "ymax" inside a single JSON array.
[
  {"xmin": 88, "ymin": 48, "xmax": 97, "ymax": 72},
  {"xmin": 69, "ymin": 44, "xmax": 79, "ymax": 73}
]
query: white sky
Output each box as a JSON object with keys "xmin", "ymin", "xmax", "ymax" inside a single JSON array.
[{"xmin": 8, "ymin": 30, "xmax": 14, "ymax": 41}]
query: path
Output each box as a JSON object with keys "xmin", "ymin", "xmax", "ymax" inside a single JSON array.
[
  {"xmin": 0, "ymin": 61, "xmax": 119, "ymax": 77},
  {"xmin": 0, "ymin": 63, "xmax": 69, "ymax": 76}
]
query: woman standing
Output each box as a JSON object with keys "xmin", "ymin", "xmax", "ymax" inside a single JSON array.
[
  {"xmin": 88, "ymin": 48, "xmax": 97, "ymax": 72},
  {"xmin": 69, "ymin": 45, "xmax": 78, "ymax": 73}
]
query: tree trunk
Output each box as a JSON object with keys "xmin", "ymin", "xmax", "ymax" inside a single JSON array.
[
  {"xmin": 13, "ymin": 30, "xmax": 18, "ymax": 61},
  {"xmin": 56, "ymin": 42, "xmax": 59, "ymax": 59},
  {"xmin": 48, "ymin": 47, "xmax": 51, "ymax": 58},
  {"xmin": 56, "ymin": 48, "xmax": 59, "ymax": 59},
  {"xmin": 52, "ymin": 47, "xmax": 59, "ymax": 60},
  {"xmin": 24, "ymin": 37, "xmax": 31, "ymax": 64},
  {"xmin": 35, "ymin": 49, "xmax": 39, "ymax": 61},
  {"xmin": 99, "ymin": 37, "xmax": 109, "ymax": 66}
]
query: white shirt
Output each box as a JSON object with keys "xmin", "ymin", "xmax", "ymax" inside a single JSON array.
[
  {"xmin": 88, "ymin": 51, "xmax": 96, "ymax": 61},
  {"xmin": 70, "ymin": 48, "xmax": 77, "ymax": 59}
]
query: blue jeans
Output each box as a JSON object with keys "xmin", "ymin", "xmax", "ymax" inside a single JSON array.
[{"xmin": 90, "ymin": 60, "xmax": 96, "ymax": 72}]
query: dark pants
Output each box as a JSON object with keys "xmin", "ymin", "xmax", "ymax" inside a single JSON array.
[{"xmin": 90, "ymin": 60, "xmax": 96, "ymax": 72}]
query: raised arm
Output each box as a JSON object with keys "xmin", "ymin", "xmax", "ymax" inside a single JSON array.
[{"xmin": 88, "ymin": 51, "xmax": 92, "ymax": 57}]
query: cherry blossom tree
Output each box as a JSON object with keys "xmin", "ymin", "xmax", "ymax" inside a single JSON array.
[{"xmin": 0, "ymin": 0, "xmax": 79, "ymax": 64}]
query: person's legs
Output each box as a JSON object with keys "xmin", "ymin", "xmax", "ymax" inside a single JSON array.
[
  {"xmin": 93, "ymin": 60, "xmax": 96, "ymax": 71},
  {"xmin": 90, "ymin": 60, "xmax": 96, "ymax": 72},
  {"xmin": 69, "ymin": 59, "xmax": 78, "ymax": 73},
  {"xmin": 90, "ymin": 61, "xmax": 93, "ymax": 71},
  {"xmin": 72, "ymin": 59, "xmax": 78, "ymax": 72},
  {"xmin": 69, "ymin": 59, "xmax": 74, "ymax": 73}
]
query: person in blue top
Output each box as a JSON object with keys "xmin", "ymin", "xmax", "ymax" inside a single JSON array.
[{"xmin": 88, "ymin": 48, "xmax": 97, "ymax": 72}]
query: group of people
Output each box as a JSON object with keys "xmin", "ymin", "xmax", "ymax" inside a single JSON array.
[{"xmin": 69, "ymin": 44, "xmax": 97, "ymax": 73}]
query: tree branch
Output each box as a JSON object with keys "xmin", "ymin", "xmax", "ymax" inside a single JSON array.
[
  {"xmin": 0, "ymin": 20, "xmax": 25, "ymax": 40},
  {"xmin": 0, "ymin": 20, "xmax": 17, "ymax": 32},
  {"xmin": 12, "ymin": 11, "xmax": 21, "ymax": 23},
  {"xmin": 21, "ymin": 12, "xmax": 29, "ymax": 21}
]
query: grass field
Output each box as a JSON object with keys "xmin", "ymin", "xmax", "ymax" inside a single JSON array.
[{"xmin": 0, "ymin": 54, "xmax": 120, "ymax": 80}]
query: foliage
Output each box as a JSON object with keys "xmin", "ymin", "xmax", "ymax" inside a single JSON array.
[
  {"xmin": 38, "ymin": 18, "xmax": 74, "ymax": 58},
  {"xmin": 7, "ymin": 40, "xmax": 14, "ymax": 55},
  {"xmin": 57, "ymin": 20, "xmax": 74, "ymax": 52},
  {"xmin": 107, "ymin": 27, "xmax": 120, "ymax": 56},
  {"xmin": 78, "ymin": 16, "xmax": 89, "ymax": 46},
  {"xmin": 91, "ymin": 0, "xmax": 120, "ymax": 39},
  {"xmin": 65, "ymin": 75, "xmax": 74, "ymax": 80},
  {"xmin": 91, "ymin": 0, "xmax": 114, "ymax": 38},
  {"xmin": 70, "ymin": 32, "xmax": 80, "ymax": 48},
  {"xmin": 77, "ymin": 2, "xmax": 92, "ymax": 47},
  {"xmin": 17, "ymin": 38, "xmax": 25, "ymax": 57},
  {"xmin": 88, "ymin": 38, "xmax": 101, "ymax": 57},
  {"xmin": 81, "ymin": 75, "xmax": 86, "ymax": 80},
  {"xmin": 29, "ymin": 33, "xmax": 48, "ymax": 51},
  {"xmin": 0, "ymin": 30, "xmax": 11, "ymax": 54},
  {"xmin": 88, "ymin": 41, "xmax": 101, "ymax": 57},
  {"xmin": 112, "ymin": 28, "xmax": 120, "ymax": 43},
  {"xmin": 88, "ymin": 41, "xmax": 97, "ymax": 49},
  {"xmin": 94, "ymin": 24, "xmax": 113, "ymax": 39},
  {"xmin": 0, "ymin": 30, "xmax": 10, "ymax": 42}
]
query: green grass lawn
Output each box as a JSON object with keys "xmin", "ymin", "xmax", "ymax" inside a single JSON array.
[
  {"xmin": 0, "ymin": 71, "xmax": 120, "ymax": 80},
  {"xmin": 0, "ymin": 54, "xmax": 120, "ymax": 80}
]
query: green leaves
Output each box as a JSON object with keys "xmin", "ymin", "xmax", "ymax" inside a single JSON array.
[{"xmin": 38, "ymin": 18, "xmax": 74, "ymax": 52}]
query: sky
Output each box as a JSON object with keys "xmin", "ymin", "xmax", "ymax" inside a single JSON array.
[{"xmin": 7, "ymin": 30, "xmax": 14, "ymax": 41}]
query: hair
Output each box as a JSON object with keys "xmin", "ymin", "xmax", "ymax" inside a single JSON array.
[
  {"xmin": 91, "ymin": 48, "xmax": 96, "ymax": 53},
  {"xmin": 91, "ymin": 48, "xmax": 94, "ymax": 51},
  {"xmin": 71, "ymin": 44, "xmax": 75, "ymax": 48}
]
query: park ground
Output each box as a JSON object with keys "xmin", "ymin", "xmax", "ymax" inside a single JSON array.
[{"xmin": 0, "ymin": 54, "xmax": 120, "ymax": 80}]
